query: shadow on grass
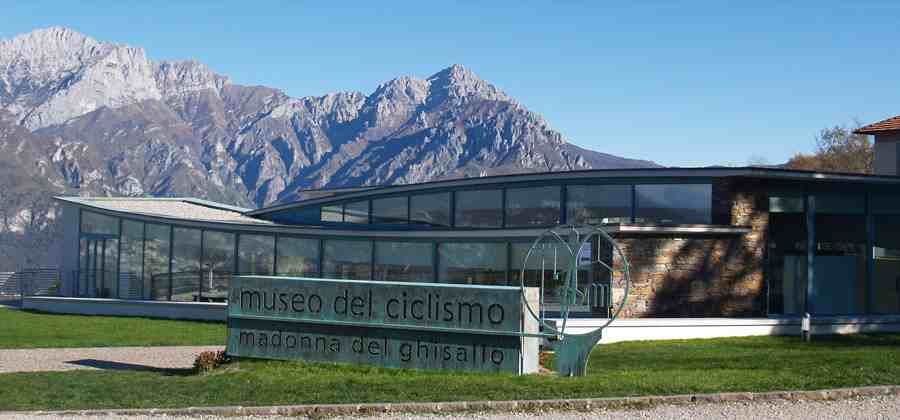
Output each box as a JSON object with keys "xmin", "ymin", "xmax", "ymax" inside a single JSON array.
[{"xmin": 66, "ymin": 359, "xmax": 195, "ymax": 376}]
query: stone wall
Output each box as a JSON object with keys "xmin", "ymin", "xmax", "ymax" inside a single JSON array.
[{"xmin": 612, "ymin": 179, "xmax": 769, "ymax": 317}]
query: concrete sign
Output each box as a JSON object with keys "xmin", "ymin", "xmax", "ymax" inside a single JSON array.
[{"xmin": 226, "ymin": 276, "xmax": 539, "ymax": 374}]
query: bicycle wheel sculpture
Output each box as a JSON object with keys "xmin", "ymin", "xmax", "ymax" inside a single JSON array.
[{"xmin": 520, "ymin": 224, "xmax": 631, "ymax": 376}]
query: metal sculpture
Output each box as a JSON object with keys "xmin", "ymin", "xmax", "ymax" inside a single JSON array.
[{"xmin": 519, "ymin": 224, "xmax": 631, "ymax": 376}]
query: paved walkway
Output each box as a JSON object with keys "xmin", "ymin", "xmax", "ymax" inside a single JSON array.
[
  {"xmin": 0, "ymin": 346, "xmax": 224, "ymax": 373},
  {"xmin": 2, "ymin": 394, "xmax": 898, "ymax": 419}
]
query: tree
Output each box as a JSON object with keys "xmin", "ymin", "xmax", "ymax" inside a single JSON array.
[{"xmin": 785, "ymin": 125, "xmax": 873, "ymax": 174}]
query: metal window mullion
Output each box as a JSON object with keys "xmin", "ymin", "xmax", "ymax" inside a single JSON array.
[
  {"xmin": 167, "ymin": 226, "xmax": 174, "ymax": 301},
  {"xmin": 199, "ymin": 229, "xmax": 205, "ymax": 301},
  {"xmin": 100, "ymin": 239, "xmax": 106, "ymax": 297},
  {"xmin": 406, "ymin": 195, "xmax": 411, "ymax": 224},
  {"xmin": 432, "ymin": 242, "xmax": 439, "ymax": 283},
  {"xmin": 273, "ymin": 233, "xmax": 280, "ymax": 275},
  {"xmin": 116, "ymin": 218, "xmax": 122, "ymax": 299}
]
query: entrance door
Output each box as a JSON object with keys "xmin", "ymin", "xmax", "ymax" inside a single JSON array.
[{"xmin": 79, "ymin": 235, "xmax": 118, "ymax": 298}]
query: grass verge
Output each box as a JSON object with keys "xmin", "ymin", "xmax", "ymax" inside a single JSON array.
[
  {"xmin": 0, "ymin": 308, "xmax": 225, "ymax": 349},
  {"xmin": 1, "ymin": 334, "xmax": 898, "ymax": 411}
]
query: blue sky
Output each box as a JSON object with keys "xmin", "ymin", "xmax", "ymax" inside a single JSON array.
[{"xmin": 2, "ymin": 1, "xmax": 899, "ymax": 167}]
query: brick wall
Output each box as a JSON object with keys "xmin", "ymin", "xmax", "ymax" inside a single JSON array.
[{"xmin": 611, "ymin": 179, "xmax": 769, "ymax": 317}]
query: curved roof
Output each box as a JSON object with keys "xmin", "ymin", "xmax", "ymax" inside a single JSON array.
[{"xmin": 248, "ymin": 166, "xmax": 900, "ymax": 217}]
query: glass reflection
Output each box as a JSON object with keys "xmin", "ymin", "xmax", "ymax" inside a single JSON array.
[
  {"xmin": 238, "ymin": 234, "xmax": 275, "ymax": 275},
  {"xmin": 323, "ymin": 240, "xmax": 372, "ymax": 280},
  {"xmin": 455, "ymin": 189, "xmax": 502, "ymax": 228},
  {"xmin": 505, "ymin": 186, "xmax": 560, "ymax": 227},
  {"xmin": 374, "ymin": 241, "xmax": 433, "ymax": 282},
  {"xmin": 438, "ymin": 242, "xmax": 506, "ymax": 285}
]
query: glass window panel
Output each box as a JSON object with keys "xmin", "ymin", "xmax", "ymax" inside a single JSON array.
[
  {"xmin": 171, "ymin": 227, "xmax": 201, "ymax": 301},
  {"xmin": 80, "ymin": 211, "xmax": 119, "ymax": 235},
  {"xmin": 372, "ymin": 196, "xmax": 408, "ymax": 224},
  {"xmin": 267, "ymin": 206, "xmax": 321, "ymax": 224},
  {"xmin": 455, "ymin": 189, "xmax": 503, "ymax": 228},
  {"xmin": 276, "ymin": 236, "xmax": 320, "ymax": 277},
  {"xmin": 767, "ymin": 213, "xmax": 807, "ymax": 315},
  {"xmin": 374, "ymin": 241, "xmax": 433, "ymax": 282},
  {"xmin": 410, "ymin": 192, "xmax": 451, "ymax": 227},
  {"xmin": 814, "ymin": 194, "xmax": 865, "ymax": 215},
  {"xmin": 769, "ymin": 195, "xmax": 804, "ymax": 213},
  {"xmin": 144, "ymin": 224, "xmax": 171, "ymax": 301},
  {"xmin": 438, "ymin": 242, "xmax": 507, "ymax": 285},
  {"xmin": 344, "ymin": 201, "xmax": 369, "ymax": 224},
  {"xmin": 505, "ymin": 186, "xmax": 561, "ymax": 227},
  {"xmin": 321, "ymin": 205, "xmax": 343, "ymax": 222},
  {"xmin": 873, "ymin": 215, "xmax": 900, "ymax": 314},
  {"xmin": 567, "ymin": 184, "xmax": 632, "ymax": 224},
  {"xmin": 635, "ymin": 184, "xmax": 711, "ymax": 224},
  {"xmin": 238, "ymin": 234, "xmax": 275, "ymax": 275},
  {"xmin": 201, "ymin": 231, "xmax": 235, "ymax": 301},
  {"xmin": 119, "ymin": 220, "xmax": 144, "ymax": 299},
  {"xmin": 813, "ymin": 214, "xmax": 867, "ymax": 314},
  {"xmin": 323, "ymin": 240, "xmax": 371, "ymax": 280}
]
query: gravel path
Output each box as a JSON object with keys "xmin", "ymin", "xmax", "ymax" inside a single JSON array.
[
  {"xmin": 0, "ymin": 346, "xmax": 223, "ymax": 373},
  {"xmin": 2, "ymin": 394, "xmax": 898, "ymax": 419}
]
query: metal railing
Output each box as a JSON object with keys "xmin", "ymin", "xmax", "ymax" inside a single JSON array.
[
  {"xmin": 73, "ymin": 270, "xmax": 144, "ymax": 299},
  {"xmin": 0, "ymin": 268, "xmax": 62, "ymax": 297}
]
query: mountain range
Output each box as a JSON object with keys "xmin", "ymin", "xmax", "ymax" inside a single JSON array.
[{"xmin": 0, "ymin": 27, "xmax": 657, "ymax": 269}]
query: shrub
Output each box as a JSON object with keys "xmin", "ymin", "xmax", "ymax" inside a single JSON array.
[{"xmin": 193, "ymin": 350, "xmax": 230, "ymax": 374}]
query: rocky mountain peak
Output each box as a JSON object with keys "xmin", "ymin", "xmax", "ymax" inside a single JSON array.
[
  {"xmin": 155, "ymin": 59, "xmax": 230, "ymax": 98},
  {"xmin": 426, "ymin": 64, "xmax": 511, "ymax": 105}
]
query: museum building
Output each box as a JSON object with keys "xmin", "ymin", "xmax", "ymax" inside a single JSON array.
[{"xmin": 27, "ymin": 116, "xmax": 900, "ymax": 339}]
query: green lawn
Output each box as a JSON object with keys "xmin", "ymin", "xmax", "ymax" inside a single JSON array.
[
  {"xmin": 1, "ymin": 334, "xmax": 899, "ymax": 411},
  {"xmin": 0, "ymin": 308, "xmax": 225, "ymax": 348}
]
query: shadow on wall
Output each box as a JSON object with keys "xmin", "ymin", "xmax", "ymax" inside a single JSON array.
[{"xmin": 623, "ymin": 183, "xmax": 768, "ymax": 317}]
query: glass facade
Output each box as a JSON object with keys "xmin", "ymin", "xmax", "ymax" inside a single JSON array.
[
  {"xmin": 873, "ymin": 194, "xmax": 900, "ymax": 314},
  {"xmin": 767, "ymin": 208, "xmax": 807, "ymax": 315},
  {"xmin": 202, "ymin": 231, "xmax": 235, "ymax": 300},
  {"xmin": 506, "ymin": 186, "xmax": 560, "ymax": 227},
  {"xmin": 238, "ymin": 234, "xmax": 275, "ymax": 275},
  {"xmin": 276, "ymin": 236, "xmax": 320, "ymax": 277},
  {"xmin": 69, "ymin": 174, "xmax": 900, "ymax": 319},
  {"xmin": 171, "ymin": 227, "xmax": 201, "ymax": 301},
  {"xmin": 410, "ymin": 192, "xmax": 451, "ymax": 227},
  {"xmin": 438, "ymin": 242, "xmax": 506, "ymax": 285},
  {"xmin": 374, "ymin": 241, "xmax": 433, "ymax": 282},
  {"xmin": 323, "ymin": 239, "xmax": 371, "ymax": 280},
  {"xmin": 118, "ymin": 220, "xmax": 144, "ymax": 299},
  {"xmin": 321, "ymin": 205, "xmax": 343, "ymax": 222},
  {"xmin": 635, "ymin": 184, "xmax": 711, "ymax": 224},
  {"xmin": 145, "ymin": 224, "xmax": 171, "ymax": 300},
  {"xmin": 372, "ymin": 196, "xmax": 408, "ymax": 224},
  {"xmin": 344, "ymin": 201, "xmax": 369, "ymax": 224},
  {"xmin": 567, "ymin": 184, "xmax": 632, "ymax": 224},
  {"xmin": 812, "ymin": 194, "xmax": 866, "ymax": 315},
  {"xmin": 455, "ymin": 189, "xmax": 503, "ymax": 228}
]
